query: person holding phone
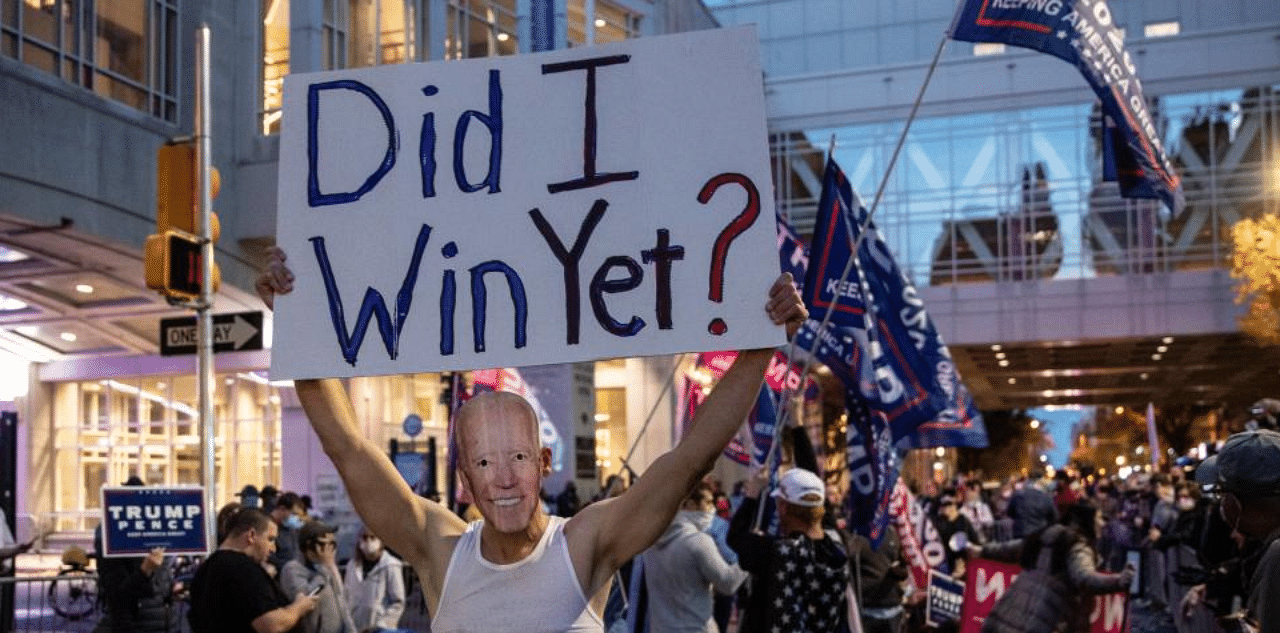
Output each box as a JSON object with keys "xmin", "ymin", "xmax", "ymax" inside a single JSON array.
[
  {"xmin": 280, "ymin": 521, "xmax": 357, "ymax": 633},
  {"xmin": 188, "ymin": 507, "xmax": 316, "ymax": 633}
]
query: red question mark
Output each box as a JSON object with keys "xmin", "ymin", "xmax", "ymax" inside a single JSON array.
[{"xmin": 697, "ymin": 172, "xmax": 760, "ymax": 335}]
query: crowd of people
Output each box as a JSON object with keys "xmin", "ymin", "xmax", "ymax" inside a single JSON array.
[
  {"xmin": 86, "ymin": 480, "xmax": 409, "ymax": 633},
  {"xmin": 92, "ymin": 247, "xmax": 1267, "ymax": 633},
  {"xmin": 624, "ymin": 428, "xmax": 1279, "ymax": 633}
]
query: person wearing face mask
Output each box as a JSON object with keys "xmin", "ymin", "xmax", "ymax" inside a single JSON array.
[
  {"xmin": 640, "ymin": 485, "xmax": 748, "ymax": 633},
  {"xmin": 344, "ymin": 527, "xmax": 407, "ymax": 633},
  {"xmin": 1194, "ymin": 429, "xmax": 1280, "ymax": 632},
  {"xmin": 270, "ymin": 493, "xmax": 306, "ymax": 573}
]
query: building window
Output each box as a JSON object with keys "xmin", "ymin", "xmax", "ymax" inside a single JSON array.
[
  {"xmin": 973, "ymin": 42, "xmax": 1005, "ymax": 56},
  {"xmin": 48, "ymin": 373, "xmax": 282, "ymax": 531},
  {"xmin": 446, "ymin": 0, "xmax": 517, "ymax": 59},
  {"xmin": 0, "ymin": 0, "xmax": 178, "ymax": 121},
  {"xmin": 567, "ymin": 0, "xmax": 639, "ymax": 47},
  {"xmin": 349, "ymin": 0, "xmax": 422, "ymax": 67},
  {"xmin": 1143, "ymin": 21, "xmax": 1179, "ymax": 38},
  {"xmin": 261, "ymin": 0, "xmax": 289, "ymax": 134}
]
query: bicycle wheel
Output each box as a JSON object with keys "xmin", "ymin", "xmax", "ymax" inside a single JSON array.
[{"xmin": 48, "ymin": 568, "xmax": 98, "ymax": 621}]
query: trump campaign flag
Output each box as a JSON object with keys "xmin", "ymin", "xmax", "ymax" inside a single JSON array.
[
  {"xmin": 950, "ymin": 0, "xmax": 1183, "ymax": 213},
  {"xmin": 845, "ymin": 390, "xmax": 900, "ymax": 548},
  {"xmin": 802, "ymin": 158, "xmax": 948, "ymax": 440},
  {"xmin": 777, "ymin": 213, "xmax": 809, "ymax": 291}
]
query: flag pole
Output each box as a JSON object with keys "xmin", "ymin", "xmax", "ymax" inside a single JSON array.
[{"xmin": 751, "ymin": 31, "xmax": 952, "ymax": 531}]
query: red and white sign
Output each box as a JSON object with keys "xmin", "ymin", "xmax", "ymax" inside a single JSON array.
[{"xmin": 960, "ymin": 558, "xmax": 1129, "ymax": 633}]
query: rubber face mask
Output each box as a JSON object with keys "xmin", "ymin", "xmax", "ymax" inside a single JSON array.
[
  {"xmin": 283, "ymin": 514, "xmax": 304, "ymax": 530},
  {"xmin": 360, "ymin": 538, "xmax": 382, "ymax": 558}
]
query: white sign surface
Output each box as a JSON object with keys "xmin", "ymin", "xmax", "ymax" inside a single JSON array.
[{"xmin": 271, "ymin": 27, "xmax": 782, "ymax": 379}]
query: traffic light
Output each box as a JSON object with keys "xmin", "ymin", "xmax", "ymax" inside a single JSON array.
[{"xmin": 146, "ymin": 141, "xmax": 221, "ymax": 299}]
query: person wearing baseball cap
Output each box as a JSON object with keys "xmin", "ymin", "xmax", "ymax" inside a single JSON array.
[
  {"xmin": 1195, "ymin": 429, "xmax": 1280, "ymax": 631},
  {"xmin": 728, "ymin": 467, "xmax": 849, "ymax": 633}
]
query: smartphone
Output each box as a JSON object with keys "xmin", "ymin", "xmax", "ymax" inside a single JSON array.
[{"xmin": 306, "ymin": 584, "xmax": 324, "ymax": 597}]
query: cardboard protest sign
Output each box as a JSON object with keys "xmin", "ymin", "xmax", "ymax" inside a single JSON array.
[
  {"xmin": 100, "ymin": 487, "xmax": 207, "ymax": 557},
  {"xmin": 271, "ymin": 27, "xmax": 782, "ymax": 379},
  {"xmin": 960, "ymin": 558, "xmax": 1130, "ymax": 633}
]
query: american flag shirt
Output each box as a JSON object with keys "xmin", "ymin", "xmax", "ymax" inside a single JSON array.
[{"xmin": 729, "ymin": 499, "xmax": 850, "ymax": 633}]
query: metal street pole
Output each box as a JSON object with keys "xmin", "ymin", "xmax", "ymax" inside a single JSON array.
[{"xmin": 195, "ymin": 23, "xmax": 217, "ymax": 551}]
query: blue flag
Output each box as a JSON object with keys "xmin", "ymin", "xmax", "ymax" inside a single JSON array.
[
  {"xmin": 854, "ymin": 212, "xmax": 990, "ymax": 449},
  {"xmin": 844, "ymin": 391, "xmax": 901, "ymax": 549},
  {"xmin": 776, "ymin": 213, "xmax": 809, "ymax": 291},
  {"xmin": 950, "ymin": 0, "xmax": 1183, "ymax": 213},
  {"xmin": 749, "ymin": 386, "xmax": 777, "ymax": 465},
  {"xmin": 801, "ymin": 159, "xmax": 948, "ymax": 441}
]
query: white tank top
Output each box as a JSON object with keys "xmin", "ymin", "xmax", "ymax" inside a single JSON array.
[{"xmin": 432, "ymin": 516, "xmax": 604, "ymax": 633}]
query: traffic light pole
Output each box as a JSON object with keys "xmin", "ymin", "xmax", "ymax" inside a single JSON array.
[{"xmin": 195, "ymin": 23, "xmax": 217, "ymax": 551}]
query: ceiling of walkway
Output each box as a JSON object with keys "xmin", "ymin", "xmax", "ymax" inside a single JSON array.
[
  {"xmin": 951, "ymin": 334, "xmax": 1280, "ymax": 413},
  {"xmin": 0, "ymin": 215, "xmax": 264, "ymax": 364}
]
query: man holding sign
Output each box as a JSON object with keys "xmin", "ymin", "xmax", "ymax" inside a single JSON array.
[{"xmin": 259, "ymin": 249, "xmax": 805, "ymax": 630}]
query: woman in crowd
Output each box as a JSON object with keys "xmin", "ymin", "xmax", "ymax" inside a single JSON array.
[{"xmin": 343, "ymin": 526, "xmax": 408, "ymax": 633}]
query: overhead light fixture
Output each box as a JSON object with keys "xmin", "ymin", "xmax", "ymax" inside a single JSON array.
[
  {"xmin": 1041, "ymin": 390, "xmax": 1053, "ymax": 397},
  {"xmin": 1008, "ymin": 377, "xmax": 1017, "ymax": 384},
  {"xmin": 935, "ymin": 447, "xmax": 946, "ymax": 457},
  {"xmin": 991, "ymin": 344, "xmax": 1002, "ymax": 351},
  {"xmin": 1162, "ymin": 336, "xmax": 1174, "ymax": 344},
  {"xmin": 998, "ymin": 359, "xmax": 1010, "ymax": 367},
  {"xmin": 1115, "ymin": 406, "xmax": 1124, "ymax": 414},
  {"xmin": 59, "ymin": 332, "xmax": 77, "ymax": 342},
  {"xmin": 1156, "ymin": 346, "xmax": 1167, "ymax": 353},
  {"xmin": 1140, "ymin": 373, "xmax": 1149, "ymax": 380},
  {"xmin": 496, "ymin": 32, "xmax": 510, "ymax": 42},
  {"xmin": 594, "ymin": 413, "xmax": 610, "ymax": 422},
  {"xmin": 0, "ymin": 295, "xmax": 28, "ymax": 311},
  {"xmin": 995, "ymin": 352, "xmax": 1006, "ymax": 359},
  {"xmin": 1029, "ymin": 419, "xmax": 1041, "ymax": 429},
  {"xmin": 75, "ymin": 284, "xmax": 94, "ymax": 294},
  {"xmin": 595, "ymin": 18, "xmax": 608, "ymax": 28},
  {"xmin": 1152, "ymin": 353, "xmax": 1162, "ymax": 360}
]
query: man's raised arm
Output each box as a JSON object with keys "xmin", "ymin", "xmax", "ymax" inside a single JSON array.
[
  {"xmin": 579, "ymin": 274, "xmax": 806, "ymax": 577},
  {"xmin": 257, "ymin": 249, "xmax": 466, "ymax": 585}
]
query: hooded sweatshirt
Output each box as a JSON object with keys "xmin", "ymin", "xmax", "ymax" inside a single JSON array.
[{"xmin": 641, "ymin": 511, "xmax": 749, "ymax": 633}]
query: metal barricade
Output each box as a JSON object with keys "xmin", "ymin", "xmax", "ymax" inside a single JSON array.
[
  {"xmin": 0, "ymin": 572, "xmax": 100, "ymax": 633},
  {"xmin": 0, "ymin": 573, "xmax": 197, "ymax": 633}
]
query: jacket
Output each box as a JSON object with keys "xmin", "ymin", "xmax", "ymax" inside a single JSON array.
[
  {"xmin": 641, "ymin": 511, "xmax": 748, "ymax": 633},
  {"xmin": 343, "ymin": 551, "xmax": 406, "ymax": 630},
  {"xmin": 979, "ymin": 525, "xmax": 1130, "ymax": 633},
  {"xmin": 92, "ymin": 527, "xmax": 174, "ymax": 633},
  {"xmin": 280, "ymin": 559, "xmax": 357, "ymax": 633}
]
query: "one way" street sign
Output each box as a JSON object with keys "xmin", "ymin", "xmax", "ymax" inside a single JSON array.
[{"xmin": 160, "ymin": 311, "xmax": 264, "ymax": 356}]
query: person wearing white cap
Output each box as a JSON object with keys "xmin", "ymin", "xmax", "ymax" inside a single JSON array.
[
  {"xmin": 1194, "ymin": 429, "xmax": 1280, "ymax": 632},
  {"xmin": 728, "ymin": 467, "xmax": 849, "ymax": 633}
]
